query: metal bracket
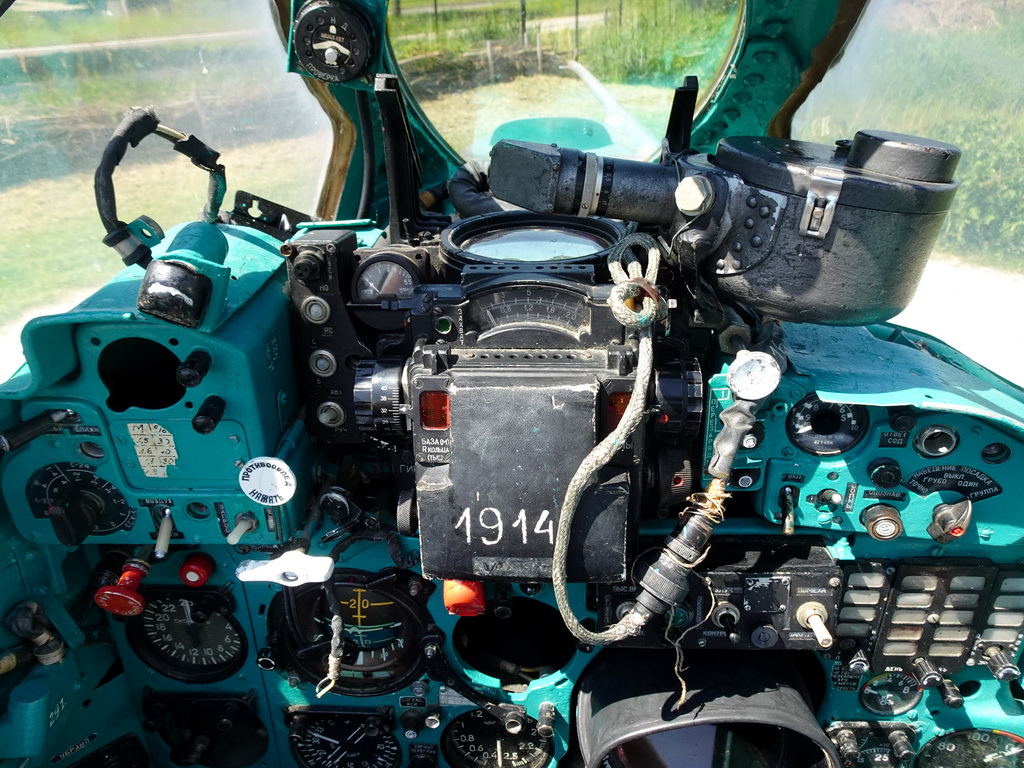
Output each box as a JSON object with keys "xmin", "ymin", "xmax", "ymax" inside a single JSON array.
[{"xmin": 798, "ymin": 166, "xmax": 844, "ymax": 239}]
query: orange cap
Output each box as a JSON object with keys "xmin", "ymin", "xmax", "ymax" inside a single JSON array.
[{"xmin": 443, "ymin": 580, "xmax": 486, "ymax": 616}]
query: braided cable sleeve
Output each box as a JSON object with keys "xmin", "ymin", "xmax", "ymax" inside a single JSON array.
[{"xmin": 551, "ymin": 233, "xmax": 664, "ymax": 645}]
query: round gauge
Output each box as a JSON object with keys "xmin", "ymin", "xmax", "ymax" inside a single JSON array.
[
  {"xmin": 441, "ymin": 212, "xmax": 623, "ymax": 268},
  {"xmin": 352, "ymin": 257, "xmax": 419, "ymax": 302},
  {"xmin": 442, "ymin": 709, "xmax": 553, "ymax": 768},
  {"xmin": 293, "ymin": 0, "xmax": 374, "ymax": 84},
  {"xmin": 786, "ymin": 394, "xmax": 869, "ymax": 456},
  {"xmin": 915, "ymin": 729, "xmax": 1024, "ymax": 767},
  {"xmin": 289, "ymin": 711, "xmax": 401, "ymax": 768},
  {"xmin": 26, "ymin": 462, "xmax": 136, "ymax": 543},
  {"xmin": 859, "ymin": 671, "xmax": 923, "ymax": 715},
  {"xmin": 271, "ymin": 569, "xmax": 430, "ymax": 696},
  {"xmin": 126, "ymin": 590, "xmax": 246, "ymax": 683}
]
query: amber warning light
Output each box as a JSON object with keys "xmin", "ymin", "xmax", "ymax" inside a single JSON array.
[
  {"xmin": 608, "ymin": 392, "xmax": 631, "ymax": 430},
  {"xmin": 420, "ymin": 391, "xmax": 451, "ymax": 430}
]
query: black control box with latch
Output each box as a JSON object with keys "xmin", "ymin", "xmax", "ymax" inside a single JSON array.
[{"xmin": 597, "ymin": 537, "xmax": 842, "ymax": 649}]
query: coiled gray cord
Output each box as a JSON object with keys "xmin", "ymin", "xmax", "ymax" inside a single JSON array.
[{"xmin": 551, "ymin": 233, "xmax": 666, "ymax": 645}]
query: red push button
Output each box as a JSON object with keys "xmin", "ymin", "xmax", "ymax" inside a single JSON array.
[{"xmin": 179, "ymin": 552, "xmax": 216, "ymax": 587}]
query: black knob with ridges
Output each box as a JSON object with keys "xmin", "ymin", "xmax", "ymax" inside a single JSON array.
[{"xmin": 912, "ymin": 657, "xmax": 942, "ymax": 688}]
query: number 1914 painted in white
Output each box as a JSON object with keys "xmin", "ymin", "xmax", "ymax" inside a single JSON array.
[{"xmin": 454, "ymin": 507, "xmax": 555, "ymax": 547}]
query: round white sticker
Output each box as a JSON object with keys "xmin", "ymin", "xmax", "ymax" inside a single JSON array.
[{"xmin": 238, "ymin": 457, "xmax": 297, "ymax": 507}]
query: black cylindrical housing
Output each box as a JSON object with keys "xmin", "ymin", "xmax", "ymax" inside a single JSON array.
[
  {"xmin": 705, "ymin": 132, "xmax": 960, "ymax": 324},
  {"xmin": 488, "ymin": 140, "xmax": 680, "ymax": 227},
  {"xmin": 192, "ymin": 395, "xmax": 226, "ymax": 435},
  {"xmin": 577, "ymin": 649, "xmax": 842, "ymax": 768},
  {"xmin": 176, "ymin": 350, "xmax": 212, "ymax": 388}
]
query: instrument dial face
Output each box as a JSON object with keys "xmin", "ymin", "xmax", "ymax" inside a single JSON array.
[
  {"xmin": 275, "ymin": 571, "xmax": 429, "ymax": 696},
  {"xmin": 786, "ymin": 394, "xmax": 869, "ymax": 456},
  {"xmin": 467, "ymin": 287, "xmax": 591, "ymax": 338},
  {"xmin": 859, "ymin": 671, "xmax": 923, "ymax": 715},
  {"xmin": 855, "ymin": 747, "xmax": 900, "ymax": 767},
  {"xmin": 290, "ymin": 712, "xmax": 401, "ymax": 768},
  {"xmin": 26, "ymin": 462, "xmax": 136, "ymax": 537},
  {"xmin": 915, "ymin": 729, "xmax": 1024, "ymax": 767},
  {"xmin": 294, "ymin": 0, "xmax": 373, "ymax": 84},
  {"xmin": 441, "ymin": 709, "xmax": 552, "ymax": 768},
  {"xmin": 461, "ymin": 226, "xmax": 609, "ymax": 262},
  {"xmin": 353, "ymin": 259, "xmax": 419, "ymax": 302},
  {"xmin": 127, "ymin": 590, "xmax": 247, "ymax": 683}
]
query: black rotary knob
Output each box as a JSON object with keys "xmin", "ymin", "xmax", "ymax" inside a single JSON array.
[
  {"xmin": 353, "ymin": 358, "xmax": 407, "ymax": 434},
  {"xmin": 869, "ymin": 461, "xmax": 902, "ymax": 489}
]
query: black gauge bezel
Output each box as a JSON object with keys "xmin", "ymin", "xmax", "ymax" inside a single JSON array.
[
  {"xmin": 293, "ymin": 0, "xmax": 375, "ymax": 84},
  {"xmin": 785, "ymin": 394, "xmax": 870, "ymax": 456},
  {"xmin": 441, "ymin": 709, "xmax": 553, "ymax": 768},
  {"xmin": 286, "ymin": 708, "xmax": 402, "ymax": 768},
  {"xmin": 125, "ymin": 587, "xmax": 247, "ymax": 683},
  {"xmin": 350, "ymin": 252, "xmax": 423, "ymax": 304},
  {"xmin": 270, "ymin": 568, "xmax": 432, "ymax": 697},
  {"xmin": 440, "ymin": 211, "xmax": 623, "ymax": 270}
]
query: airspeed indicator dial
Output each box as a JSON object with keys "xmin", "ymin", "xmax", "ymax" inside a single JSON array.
[{"xmin": 915, "ymin": 729, "xmax": 1024, "ymax": 767}]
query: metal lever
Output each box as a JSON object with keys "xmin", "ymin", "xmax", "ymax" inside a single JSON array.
[{"xmin": 236, "ymin": 548, "xmax": 335, "ymax": 586}]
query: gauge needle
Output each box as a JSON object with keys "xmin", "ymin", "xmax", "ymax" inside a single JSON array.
[
  {"xmin": 308, "ymin": 732, "xmax": 340, "ymax": 745},
  {"xmin": 985, "ymin": 746, "xmax": 1024, "ymax": 762},
  {"xmin": 497, "ymin": 738, "xmax": 503, "ymax": 768},
  {"xmin": 312, "ymin": 40, "xmax": 351, "ymax": 56},
  {"xmin": 180, "ymin": 599, "xmax": 194, "ymax": 625}
]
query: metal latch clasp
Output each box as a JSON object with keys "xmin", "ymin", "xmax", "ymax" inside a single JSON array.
[{"xmin": 798, "ymin": 166, "xmax": 844, "ymax": 239}]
